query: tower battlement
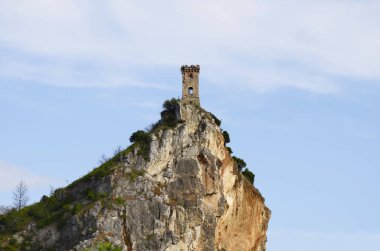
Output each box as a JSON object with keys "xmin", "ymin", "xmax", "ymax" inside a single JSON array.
[
  {"xmin": 181, "ymin": 65, "xmax": 200, "ymax": 106},
  {"xmin": 181, "ymin": 65, "xmax": 200, "ymax": 73}
]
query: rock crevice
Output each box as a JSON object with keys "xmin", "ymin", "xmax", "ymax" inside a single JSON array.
[{"xmin": 3, "ymin": 102, "xmax": 270, "ymax": 251}]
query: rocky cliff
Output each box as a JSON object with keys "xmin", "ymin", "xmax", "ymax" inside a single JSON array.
[{"xmin": 0, "ymin": 101, "xmax": 270, "ymax": 251}]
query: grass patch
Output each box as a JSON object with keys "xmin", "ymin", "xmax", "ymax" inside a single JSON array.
[
  {"xmin": 114, "ymin": 197, "xmax": 125, "ymax": 206},
  {"xmin": 68, "ymin": 144, "xmax": 136, "ymax": 189},
  {"xmin": 86, "ymin": 190, "xmax": 107, "ymax": 202},
  {"xmin": 125, "ymin": 169, "xmax": 145, "ymax": 182},
  {"xmin": 0, "ymin": 191, "xmax": 77, "ymax": 237},
  {"xmin": 97, "ymin": 242, "xmax": 122, "ymax": 251}
]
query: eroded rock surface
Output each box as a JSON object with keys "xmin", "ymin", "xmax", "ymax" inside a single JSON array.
[{"xmin": 5, "ymin": 102, "xmax": 270, "ymax": 251}]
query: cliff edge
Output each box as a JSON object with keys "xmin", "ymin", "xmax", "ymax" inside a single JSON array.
[{"xmin": 0, "ymin": 100, "xmax": 270, "ymax": 251}]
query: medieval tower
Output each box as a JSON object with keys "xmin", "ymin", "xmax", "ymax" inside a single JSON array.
[{"xmin": 181, "ymin": 65, "xmax": 200, "ymax": 106}]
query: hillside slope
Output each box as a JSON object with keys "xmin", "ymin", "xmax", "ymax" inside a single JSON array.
[{"xmin": 0, "ymin": 100, "xmax": 270, "ymax": 251}]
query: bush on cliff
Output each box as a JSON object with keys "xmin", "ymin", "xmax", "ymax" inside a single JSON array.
[
  {"xmin": 242, "ymin": 168, "xmax": 255, "ymax": 185},
  {"xmin": 129, "ymin": 130, "xmax": 150, "ymax": 143},
  {"xmin": 232, "ymin": 156, "xmax": 247, "ymax": 171},
  {"xmin": 223, "ymin": 131, "xmax": 230, "ymax": 145},
  {"xmin": 160, "ymin": 98, "xmax": 180, "ymax": 129},
  {"xmin": 210, "ymin": 113, "xmax": 222, "ymax": 127},
  {"xmin": 129, "ymin": 130, "xmax": 151, "ymax": 161}
]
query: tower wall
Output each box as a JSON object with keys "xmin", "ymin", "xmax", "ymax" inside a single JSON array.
[{"xmin": 181, "ymin": 65, "xmax": 200, "ymax": 106}]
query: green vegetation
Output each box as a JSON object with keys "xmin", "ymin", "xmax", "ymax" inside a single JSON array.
[
  {"xmin": 210, "ymin": 113, "xmax": 222, "ymax": 127},
  {"xmin": 223, "ymin": 131, "xmax": 230, "ymax": 145},
  {"xmin": 126, "ymin": 169, "xmax": 145, "ymax": 182},
  {"xmin": 215, "ymin": 111, "xmax": 255, "ymax": 185},
  {"xmin": 129, "ymin": 130, "xmax": 151, "ymax": 161},
  {"xmin": 226, "ymin": 147, "xmax": 233, "ymax": 154},
  {"xmin": 83, "ymin": 242, "xmax": 122, "ymax": 251},
  {"xmin": 232, "ymin": 156, "xmax": 255, "ymax": 185},
  {"xmin": 242, "ymin": 168, "xmax": 255, "ymax": 185},
  {"xmin": 0, "ymin": 98, "xmax": 184, "ymax": 247},
  {"xmin": 0, "ymin": 191, "xmax": 78, "ymax": 238},
  {"xmin": 161, "ymin": 98, "xmax": 179, "ymax": 127},
  {"xmin": 2, "ymin": 241, "xmax": 18, "ymax": 251},
  {"xmin": 97, "ymin": 242, "xmax": 122, "ymax": 251},
  {"xmin": 129, "ymin": 130, "xmax": 150, "ymax": 143},
  {"xmin": 68, "ymin": 145, "xmax": 136, "ymax": 189},
  {"xmin": 86, "ymin": 190, "xmax": 107, "ymax": 202},
  {"xmin": 151, "ymin": 98, "xmax": 180, "ymax": 131},
  {"xmin": 232, "ymin": 156, "xmax": 247, "ymax": 172},
  {"xmin": 114, "ymin": 197, "xmax": 125, "ymax": 206},
  {"xmin": 128, "ymin": 98, "xmax": 181, "ymax": 161}
]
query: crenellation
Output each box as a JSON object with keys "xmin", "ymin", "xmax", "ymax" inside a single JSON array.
[{"xmin": 181, "ymin": 65, "xmax": 200, "ymax": 73}]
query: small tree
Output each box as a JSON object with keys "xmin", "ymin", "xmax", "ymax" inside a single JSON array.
[
  {"xmin": 242, "ymin": 168, "xmax": 255, "ymax": 185},
  {"xmin": 210, "ymin": 113, "xmax": 222, "ymax": 127},
  {"xmin": 161, "ymin": 98, "xmax": 179, "ymax": 128},
  {"xmin": 113, "ymin": 146, "xmax": 122, "ymax": 156},
  {"xmin": 129, "ymin": 130, "xmax": 150, "ymax": 143},
  {"xmin": 13, "ymin": 180, "xmax": 29, "ymax": 210},
  {"xmin": 98, "ymin": 154, "xmax": 109, "ymax": 165},
  {"xmin": 223, "ymin": 131, "xmax": 230, "ymax": 145},
  {"xmin": 163, "ymin": 98, "xmax": 176, "ymax": 110},
  {"xmin": 232, "ymin": 156, "xmax": 247, "ymax": 172}
]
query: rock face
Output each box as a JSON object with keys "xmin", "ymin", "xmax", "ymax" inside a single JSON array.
[{"xmin": 3, "ymin": 102, "xmax": 270, "ymax": 251}]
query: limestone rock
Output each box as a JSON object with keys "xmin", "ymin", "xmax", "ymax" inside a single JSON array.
[{"xmin": 1, "ymin": 101, "xmax": 270, "ymax": 251}]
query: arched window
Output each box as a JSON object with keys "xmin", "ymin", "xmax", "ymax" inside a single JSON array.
[{"xmin": 188, "ymin": 87, "xmax": 194, "ymax": 95}]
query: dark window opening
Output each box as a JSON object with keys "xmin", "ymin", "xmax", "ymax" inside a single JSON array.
[
  {"xmin": 189, "ymin": 73, "xmax": 193, "ymax": 78},
  {"xmin": 188, "ymin": 87, "xmax": 194, "ymax": 95}
]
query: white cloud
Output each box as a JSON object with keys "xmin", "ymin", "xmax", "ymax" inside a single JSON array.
[
  {"xmin": 0, "ymin": 161, "xmax": 52, "ymax": 191},
  {"xmin": 0, "ymin": 0, "xmax": 379, "ymax": 92}
]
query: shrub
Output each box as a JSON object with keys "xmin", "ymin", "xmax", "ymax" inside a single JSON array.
[
  {"xmin": 114, "ymin": 197, "xmax": 125, "ymax": 206},
  {"xmin": 73, "ymin": 204, "xmax": 83, "ymax": 214},
  {"xmin": 160, "ymin": 110, "xmax": 177, "ymax": 128},
  {"xmin": 223, "ymin": 131, "xmax": 230, "ymax": 144},
  {"xmin": 210, "ymin": 113, "xmax": 222, "ymax": 127},
  {"xmin": 129, "ymin": 130, "xmax": 150, "ymax": 143},
  {"xmin": 129, "ymin": 130, "xmax": 151, "ymax": 161},
  {"xmin": 242, "ymin": 168, "xmax": 255, "ymax": 185},
  {"xmin": 232, "ymin": 156, "xmax": 247, "ymax": 172},
  {"xmin": 0, "ymin": 190, "xmax": 79, "ymax": 235},
  {"xmin": 226, "ymin": 147, "xmax": 233, "ymax": 154},
  {"xmin": 163, "ymin": 98, "xmax": 179, "ymax": 111},
  {"xmin": 160, "ymin": 98, "xmax": 180, "ymax": 129},
  {"xmin": 126, "ymin": 169, "xmax": 145, "ymax": 182},
  {"xmin": 87, "ymin": 191, "xmax": 96, "ymax": 201},
  {"xmin": 97, "ymin": 242, "xmax": 122, "ymax": 251},
  {"xmin": 86, "ymin": 190, "xmax": 107, "ymax": 202}
]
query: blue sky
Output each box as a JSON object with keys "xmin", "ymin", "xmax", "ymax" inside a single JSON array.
[{"xmin": 1, "ymin": 0, "xmax": 380, "ymax": 250}]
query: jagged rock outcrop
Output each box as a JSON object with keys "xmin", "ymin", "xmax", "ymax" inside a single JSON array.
[{"xmin": 0, "ymin": 101, "xmax": 270, "ymax": 251}]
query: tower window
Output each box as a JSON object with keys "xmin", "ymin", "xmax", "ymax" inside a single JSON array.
[{"xmin": 188, "ymin": 87, "xmax": 194, "ymax": 95}]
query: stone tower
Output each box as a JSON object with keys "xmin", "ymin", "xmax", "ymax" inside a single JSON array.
[{"xmin": 181, "ymin": 65, "xmax": 200, "ymax": 106}]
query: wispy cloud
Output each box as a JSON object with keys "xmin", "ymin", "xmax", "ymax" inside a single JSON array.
[
  {"xmin": 0, "ymin": 161, "xmax": 53, "ymax": 191},
  {"xmin": 0, "ymin": 0, "xmax": 379, "ymax": 92}
]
